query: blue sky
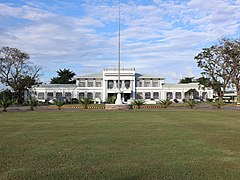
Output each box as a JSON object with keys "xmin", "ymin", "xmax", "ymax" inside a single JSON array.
[{"xmin": 0, "ymin": 0, "xmax": 240, "ymax": 85}]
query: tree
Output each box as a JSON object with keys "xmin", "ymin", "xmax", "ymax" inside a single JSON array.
[
  {"xmin": 132, "ymin": 99, "xmax": 145, "ymax": 109},
  {"xmin": 55, "ymin": 100, "xmax": 65, "ymax": 110},
  {"xmin": 0, "ymin": 98, "xmax": 12, "ymax": 112},
  {"xmin": 219, "ymin": 38, "xmax": 240, "ymax": 104},
  {"xmin": 185, "ymin": 99, "xmax": 197, "ymax": 109},
  {"xmin": 195, "ymin": 41, "xmax": 233, "ymax": 100},
  {"xmin": 0, "ymin": 47, "xmax": 41, "ymax": 103},
  {"xmin": 50, "ymin": 69, "xmax": 76, "ymax": 84},
  {"xmin": 79, "ymin": 98, "xmax": 93, "ymax": 109},
  {"xmin": 179, "ymin": 77, "xmax": 195, "ymax": 84},
  {"xmin": 159, "ymin": 99, "xmax": 172, "ymax": 108}
]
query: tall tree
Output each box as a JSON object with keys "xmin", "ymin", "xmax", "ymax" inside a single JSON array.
[
  {"xmin": 0, "ymin": 47, "xmax": 41, "ymax": 103},
  {"xmin": 50, "ymin": 69, "xmax": 76, "ymax": 84},
  {"xmin": 220, "ymin": 38, "xmax": 240, "ymax": 104},
  {"xmin": 195, "ymin": 42, "xmax": 232, "ymax": 100}
]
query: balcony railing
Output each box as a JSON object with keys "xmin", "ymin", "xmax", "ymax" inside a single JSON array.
[{"xmin": 103, "ymin": 67, "xmax": 135, "ymax": 71}]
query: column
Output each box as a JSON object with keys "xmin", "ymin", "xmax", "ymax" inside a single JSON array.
[
  {"xmin": 114, "ymin": 80, "xmax": 117, "ymax": 89},
  {"xmin": 122, "ymin": 80, "xmax": 125, "ymax": 89},
  {"xmin": 150, "ymin": 79, "xmax": 153, "ymax": 87},
  {"xmin": 143, "ymin": 91, "xmax": 145, "ymax": 99},
  {"xmin": 142, "ymin": 79, "xmax": 145, "ymax": 87},
  {"xmin": 151, "ymin": 91, "xmax": 153, "ymax": 99},
  {"xmin": 93, "ymin": 79, "xmax": 96, "ymax": 87},
  {"xmin": 85, "ymin": 79, "xmax": 88, "ymax": 87}
]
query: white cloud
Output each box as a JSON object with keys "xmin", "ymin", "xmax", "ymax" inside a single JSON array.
[{"xmin": 0, "ymin": 0, "xmax": 239, "ymax": 83}]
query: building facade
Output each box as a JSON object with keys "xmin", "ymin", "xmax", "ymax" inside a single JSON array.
[{"xmin": 31, "ymin": 68, "xmax": 213, "ymax": 103}]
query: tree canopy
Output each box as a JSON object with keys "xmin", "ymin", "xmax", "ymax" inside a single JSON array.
[
  {"xmin": 0, "ymin": 47, "xmax": 41, "ymax": 103},
  {"xmin": 50, "ymin": 69, "xmax": 76, "ymax": 84},
  {"xmin": 195, "ymin": 38, "xmax": 240, "ymax": 103}
]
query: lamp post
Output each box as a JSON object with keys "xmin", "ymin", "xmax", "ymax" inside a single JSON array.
[{"xmin": 115, "ymin": 0, "xmax": 123, "ymax": 105}]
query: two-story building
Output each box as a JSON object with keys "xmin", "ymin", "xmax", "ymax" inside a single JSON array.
[{"xmin": 31, "ymin": 67, "xmax": 213, "ymax": 103}]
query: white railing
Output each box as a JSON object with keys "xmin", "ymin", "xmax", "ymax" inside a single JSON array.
[{"xmin": 103, "ymin": 67, "xmax": 135, "ymax": 71}]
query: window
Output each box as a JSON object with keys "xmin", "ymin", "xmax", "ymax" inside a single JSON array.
[
  {"xmin": 47, "ymin": 92, "xmax": 53, "ymax": 99},
  {"xmin": 65, "ymin": 92, "xmax": 71, "ymax": 100},
  {"xmin": 166, "ymin": 92, "xmax": 173, "ymax": 100},
  {"xmin": 145, "ymin": 92, "xmax": 151, "ymax": 99},
  {"xmin": 136, "ymin": 92, "xmax": 143, "ymax": 99},
  {"xmin": 56, "ymin": 92, "xmax": 63, "ymax": 100},
  {"xmin": 80, "ymin": 82, "xmax": 85, "ymax": 87},
  {"xmin": 202, "ymin": 92, "xmax": 207, "ymax": 99},
  {"xmin": 152, "ymin": 81, "xmax": 158, "ymax": 87},
  {"xmin": 96, "ymin": 81, "xmax": 102, "ymax": 87},
  {"xmin": 136, "ymin": 80, "xmax": 142, "ymax": 87},
  {"xmin": 125, "ymin": 80, "xmax": 130, "ymax": 89},
  {"xmin": 87, "ymin": 81, "xmax": 93, "ymax": 87},
  {"xmin": 153, "ymin": 92, "xmax": 159, "ymax": 99},
  {"xmin": 87, "ymin": 92, "xmax": 93, "ymax": 99},
  {"xmin": 144, "ymin": 81, "xmax": 150, "ymax": 87},
  {"xmin": 108, "ymin": 80, "xmax": 114, "ymax": 89},
  {"xmin": 95, "ymin": 92, "xmax": 101, "ymax": 99},
  {"xmin": 79, "ymin": 92, "xmax": 84, "ymax": 99},
  {"xmin": 38, "ymin": 92, "xmax": 44, "ymax": 99},
  {"xmin": 175, "ymin": 92, "xmax": 182, "ymax": 99}
]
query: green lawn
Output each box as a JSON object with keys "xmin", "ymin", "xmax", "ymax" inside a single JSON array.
[{"xmin": 0, "ymin": 110, "xmax": 240, "ymax": 179}]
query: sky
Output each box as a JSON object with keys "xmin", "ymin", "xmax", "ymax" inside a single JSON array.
[{"xmin": 0, "ymin": 0, "xmax": 240, "ymax": 86}]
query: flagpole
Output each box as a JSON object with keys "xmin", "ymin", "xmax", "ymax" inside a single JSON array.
[{"xmin": 115, "ymin": 0, "xmax": 123, "ymax": 105}]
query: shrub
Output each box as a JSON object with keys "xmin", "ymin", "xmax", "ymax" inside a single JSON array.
[
  {"xmin": 185, "ymin": 99, "xmax": 198, "ymax": 109},
  {"xmin": 206, "ymin": 98, "xmax": 214, "ymax": 102},
  {"xmin": 212, "ymin": 99, "xmax": 225, "ymax": 109},
  {"xmin": 159, "ymin": 99, "xmax": 172, "ymax": 108},
  {"xmin": 55, "ymin": 100, "xmax": 65, "ymax": 110},
  {"xmin": 132, "ymin": 99, "xmax": 145, "ymax": 109},
  {"xmin": 0, "ymin": 98, "xmax": 12, "ymax": 112},
  {"xmin": 28, "ymin": 98, "xmax": 39, "ymax": 111},
  {"xmin": 79, "ymin": 98, "xmax": 93, "ymax": 109},
  {"xmin": 106, "ymin": 96, "xmax": 116, "ymax": 104}
]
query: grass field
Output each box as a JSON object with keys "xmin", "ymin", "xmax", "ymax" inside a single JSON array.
[{"xmin": 0, "ymin": 110, "xmax": 240, "ymax": 179}]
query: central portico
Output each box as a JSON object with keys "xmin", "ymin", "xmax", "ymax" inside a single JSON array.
[{"xmin": 102, "ymin": 67, "xmax": 136, "ymax": 102}]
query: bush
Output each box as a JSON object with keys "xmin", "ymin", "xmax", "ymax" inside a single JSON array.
[
  {"xmin": 0, "ymin": 98, "xmax": 12, "ymax": 112},
  {"xmin": 55, "ymin": 100, "xmax": 65, "ymax": 110},
  {"xmin": 159, "ymin": 100, "xmax": 172, "ymax": 108},
  {"xmin": 206, "ymin": 98, "xmax": 214, "ymax": 102},
  {"xmin": 106, "ymin": 96, "xmax": 116, "ymax": 104},
  {"xmin": 212, "ymin": 99, "xmax": 225, "ymax": 109},
  {"xmin": 71, "ymin": 98, "xmax": 79, "ymax": 104},
  {"xmin": 185, "ymin": 99, "xmax": 198, "ymax": 109},
  {"xmin": 79, "ymin": 98, "xmax": 93, "ymax": 109},
  {"xmin": 132, "ymin": 99, "xmax": 145, "ymax": 109},
  {"xmin": 28, "ymin": 98, "xmax": 39, "ymax": 111}
]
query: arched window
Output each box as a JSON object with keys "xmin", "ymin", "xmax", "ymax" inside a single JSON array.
[
  {"xmin": 79, "ymin": 92, "xmax": 84, "ymax": 99},
  {"xmin": 166, "ymin": 92, "xmax": 173, "ymax": 100},
  {"xmin": 145, "ymin": 92, "xmax": 151, "ymax": 99},
  {"xmin": 153, "ymin": 92, "xmax": 159, "ymax": 99},
  {"xmin": 87, "ymin": 92, "xmax": 93, "ymax": 99}
]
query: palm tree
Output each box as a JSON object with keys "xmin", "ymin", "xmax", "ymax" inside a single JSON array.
[
  {"xmin": 55, "ymin": 100, "xmax": 65, "ymax": 110},
  {"xmin": 132, "ymin": 99, "xmax": 145, "ymax": 109},
  {"xmin": 79, "ymin": 98, "xmax": 93, "ymax": 109},
  {"xmin": 0, "ymin": 98, "xmax": 12, "ymax": 112},
  {"xmin": 28, "ymin": 98, "xmax": 38, "ymax": 111},
  {"xmin": 212, "ymin": 99, "xmax": 225, "ymax": 109},
  {"xmin": 185, "ymin": 99, "xmax": 197, "ymax": 109},
  {"xmin": 106, "ymin": 96, "xmax": 116, "ymax": 104},
  {"xmin": 159, "ymin": 99, "xmax": 172, "ymax": 108}
]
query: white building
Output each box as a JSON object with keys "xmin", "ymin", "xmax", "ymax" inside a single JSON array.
[{"xmin": 31, "ymin": 67, "xmax": 213, "ymax": 103}]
